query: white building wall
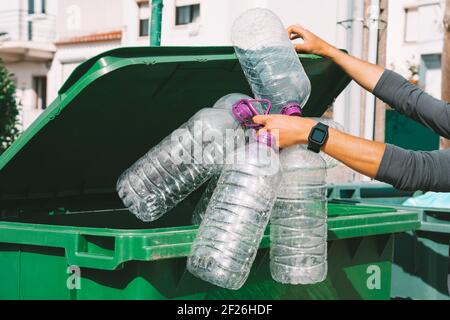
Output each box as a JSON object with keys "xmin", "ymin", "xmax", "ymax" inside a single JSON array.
[
  {"xmin": 386, "ymin": 0, "xmax": 444, "ymax": 86},
  {"xmin": 160, "ymin": 0, "xmax": 231, "ymax": 46},
  {"xmin": 30, "ymin": 0, "xmax": 58, "ymax": 43},
  {"xmin": 386, "ymin": 0, "xmax": 419, "ymax": 77},
  {"xmin": 0, "ymin": 0, "xmax": 21, "ymax": 13},
  {"xmin": 0, "ymin": 0, "xmax": 58, "ymax": 130},
  {"xmin": 0, "ymin": 0, "xmax": 58, "ymax": 42},
  {"xmin": 7, "ymin": 61, "xmax": 51, "ymax": 129},
  {"xmin": 122, "ymin": 0, "xmax": 142, "ymax": 46},
  {"xmin": 417, "ymin": 2, "xmax": 445, "ymax": 55},
  {"xmin": 158, "ymin": 0, "xmax": 339, "ymax": 46},
  {"xmin": 55, "ymin": 0, "xmax": 124, "ymax": 39}
]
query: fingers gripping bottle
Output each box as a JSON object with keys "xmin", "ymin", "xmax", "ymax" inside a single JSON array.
[
  {"xmin": 187, "ymin": 130, "xmax": 282, "ymax": 290},
  {"xmin": 191, "ymin": 98, "xmax": 275, "ymax": 225},
  {"xmin": 270, "ymin": 145, "xmax": 328, "ymax": 284},
  {"xmin": 116, "ymin": 93, "xmax": 252, "ymax": 222},
  {"xmin": 232, "ymin": 8, "xmax": 311, "ymax": 114}
]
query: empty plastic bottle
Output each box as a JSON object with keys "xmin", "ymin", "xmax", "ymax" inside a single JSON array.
[
  {"xmin": 187, "ymin": 132, "xmax": 282, "ymax": 290},
  {"xmin": 270, "ymin": 145, "xmax": 328, "ymax": 285},
  {"xmin": 192, "ymin": 173, "xmax": 220, "ymax": 225},
  {"xmin": 190, "ymin": 101, "xmax": 274, "ymax": 225},
  {"xmin": 232, "ymin": 8, "xmax": 311, "ymax": 114},
  {"xmin": 116, "ymin": 93, "xmax": 251, "ymax": 222}
]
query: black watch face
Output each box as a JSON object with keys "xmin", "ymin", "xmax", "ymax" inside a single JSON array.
[{"xmin": 311, "ymin": 128, "xmax": 327, "ymax": 144}]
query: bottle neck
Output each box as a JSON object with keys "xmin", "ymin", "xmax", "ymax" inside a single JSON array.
[
  {"xmin": 231, "ymin": 99, "xmax": 272, "ymax": 126},
  {"xmin": 280, "ymin": 103, "xmax": 302, "ymax": 117}
]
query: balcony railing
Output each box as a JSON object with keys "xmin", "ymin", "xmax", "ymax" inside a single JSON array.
[{"xmin": 0, "ymin": 9, "xmax": 56, "ymax": 43}]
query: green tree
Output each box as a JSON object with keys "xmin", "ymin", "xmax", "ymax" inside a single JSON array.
[{"xmin": 0, "ymin": 59, "xmax": 19, "ymax": 154}]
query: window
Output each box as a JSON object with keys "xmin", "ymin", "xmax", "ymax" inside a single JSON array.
[
  {"xmin": 41, "ymin": 0, "xmax": 46, "ymax": 14},
  {"xmin": 176, "ymin": 4, "xmax": 200, "ymax": 26},
  {"xmin": 28, "ymin": 0, "xmax": 35, "ymax": 14},
  {"xmin": 404, "ymin": 7, "xmax": 418, "ymax": 43},
  {"xmin": 33, "ymin": 76, "xmax": 47, "ymax": 110},
  {"xmin": 28, "ymin": 0, "xmax": 46, "ymax": 15},
  {"xmin": 421, "ymin": 54, "xmax": 442, "ymax": 99},
  {"xmin": 138, "ymin": 2, "xmax": 150, "ymax": 37},
  {"xmin": 140, "ymin": 19, "xmax": 149, "ymax": 37}
]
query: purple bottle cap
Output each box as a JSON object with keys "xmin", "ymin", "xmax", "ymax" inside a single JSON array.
[
  {"xmin": 231, "ymin": 99, "xmax": 273, "ymax": 127},
  {"xmin": 257, "ymin": 131, "xmax": 276, "ymax": 148},
  {"xmin": 232, "ymin": 100, "xmax": 255, "ymax": 125},
  {"xmin": 281, "ymin": 103, "xmax": 302, "ymax": 117}
]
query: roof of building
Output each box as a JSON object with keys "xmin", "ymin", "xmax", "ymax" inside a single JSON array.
[{"xmin": 55, "ymin": 30, "xmax": 122, "ymax": 45}]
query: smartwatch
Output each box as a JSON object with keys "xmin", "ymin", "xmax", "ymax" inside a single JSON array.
[{"xmin": 307, "ymin": 122, "xmax": 329, "ymax": 153}]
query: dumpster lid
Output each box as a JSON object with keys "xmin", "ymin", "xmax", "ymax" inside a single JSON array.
[{"xmin": 0, "ymin": 46, "xmax": 350, "ymax": 200}]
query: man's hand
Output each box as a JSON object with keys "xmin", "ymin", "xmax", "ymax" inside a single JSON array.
[
  {"xmin": 253, "ymin": 115, "xmax": 317, "ymax": 149},
  {"xmin": 287, "ymin": 25, "xmax": 336, "ymax": 58}
]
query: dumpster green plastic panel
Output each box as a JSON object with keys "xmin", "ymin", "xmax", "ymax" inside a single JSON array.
[
  {"xmin": 385, "ymin": 110, "xmax": 440, "ymax": 152},
  {"xmin": 328, "ymin": 183, "xmax": 450, "ymax": 300},
  {"xmin": 0, "ymin": 47, "xmax": 420, "ymax": 300},
  {"xmin": 0, "ymin": 204, "xmax": 419, "ymax": 300}
]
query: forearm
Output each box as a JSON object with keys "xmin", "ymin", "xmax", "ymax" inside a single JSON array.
[
  {"xmin": 324, "ymin": 47, "xmax": 384, "ymax": 93},
  {"xmin": 322, "ymin": 128, "xmax": 386, "ymax": 178},
  {"xmin": 323, "ymin": 129, "xmax": 450, "ymax": 192},
  {"xmin": 254, "ymin": 114, "xmax": 450, "ymax": 191}
]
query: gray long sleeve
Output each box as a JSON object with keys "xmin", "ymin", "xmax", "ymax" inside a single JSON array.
[
  {"xmin": 373, "ymin": 70, "xmax": 450, "ymax": 192},
  {"xmin": 373, "ymin": 70, "xmax": 450, "ymax": 137}
]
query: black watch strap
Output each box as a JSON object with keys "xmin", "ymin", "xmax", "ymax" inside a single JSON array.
[{"xmin": 307, "ymin": 122, "xmax": 329, "ymax": 153}]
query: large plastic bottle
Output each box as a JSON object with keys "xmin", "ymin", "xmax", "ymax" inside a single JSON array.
[
  {"xmin": 270, "ymin": 145, "xmax": 328, "ymax": 285},
  {"xmin": 191, "ymin": 99, "xmax": 274, "ymax": 225},
  {"xmin": 116, "ymin": 93, "xmax": 251, "ymax": 222},
  {"xmin": 191, "ymin": 173, "xmax": 220, "ymax": 225},
  {"xmin": 187, "ymin": 132, "xmax": 282, "ymax": 290},
  {"xmin": 232, "ymin": 8, "xmax": 311, "ymax": 114}
]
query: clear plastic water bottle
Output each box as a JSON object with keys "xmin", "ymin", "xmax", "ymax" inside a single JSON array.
[
  {"xmin": 187, "ymin": 132, "xmax": 282, "ymax": 290},
  {"xmin": 191, "ymin": 99, "xmax": 275, "ymax": 225},
  {"xmin": 116, "ymin": 93, "xmax": 251, "ymax": 222},
  {"xmin": 232, "ymin": 8, "xmax": 311, "ymax": 114},
  {"xmin": 270, "ymin": 145, "xmax": 328, "ymax": 285},
  {"xmin": 309, "ymin": 117, "xmax": 345, "ymax": 169},
  {"xmin": 191, "ymin": 173, "xmax": 220, "ymax": 225}
]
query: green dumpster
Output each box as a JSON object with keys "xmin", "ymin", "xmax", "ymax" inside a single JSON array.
[
  {"xmin": 0, "ymin": 47, "xmax": 420, "ymax": 300},
  {"xmin": 328, "ymin": 183, "xmax": 450, "ymax": 300}
]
